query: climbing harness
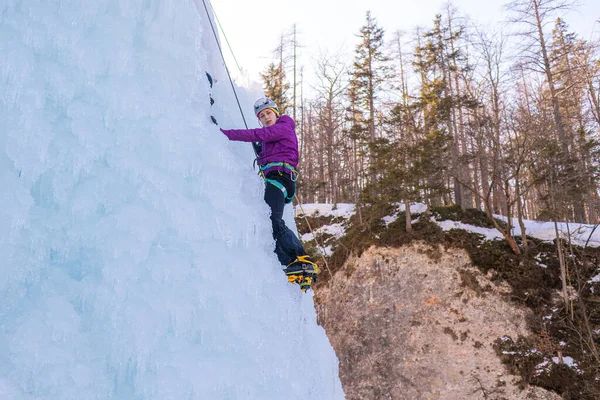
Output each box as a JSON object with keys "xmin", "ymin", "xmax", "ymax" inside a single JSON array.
[
  {"xmin": 260, "ymin": 162, "xmax": 298, "ymax": 181},
  {"xmin": 265, "ymin": 178, "xmax": 294, "ymax": 203},
  {"xmin": 261, "ymin": 162, "xmax": 299, "ymax": 203}
]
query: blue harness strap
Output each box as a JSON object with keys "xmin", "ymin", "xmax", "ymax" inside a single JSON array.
[
  {"xmin": 260, "ymin": 162, "xmax": 298, "ymax": 204},
  {"xmin": 260, "ymin": 162, "xmax": 298, "ymax": 182},
  {"xmin": 265, "ymin": 178, "xmax": 295, "ymax": 203}
]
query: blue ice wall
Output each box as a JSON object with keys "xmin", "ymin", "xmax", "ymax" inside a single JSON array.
[{"xmin": 0, "ymin": 1, "xmax": 343, "ymax": 398}]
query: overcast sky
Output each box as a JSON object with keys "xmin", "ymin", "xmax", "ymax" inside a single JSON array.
[{"xmin": 206, "ymin": 0, "xmax": 600, "ymax": 90}]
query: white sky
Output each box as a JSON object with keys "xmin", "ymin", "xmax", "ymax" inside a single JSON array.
[{"xmin": 208, "ymin": 0, "xmax": 600, "ymax": 90}]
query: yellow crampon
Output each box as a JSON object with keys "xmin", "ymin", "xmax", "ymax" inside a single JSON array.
[
  {"xmin": 286, "ymin": 274, "xmax": 314, "ymax": 292},
  {"xmin": 294, "ymin": 255, "xmax": 320, "ymax": 274},
  {"xmin": 285, "ymin": 255, "xmax": 319, "ymax": 292}
]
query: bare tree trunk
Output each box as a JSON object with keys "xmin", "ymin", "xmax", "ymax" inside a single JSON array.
[
  {"xmin": 547, "ymin": 170, "xmax": 570, "ymax": 308},
  {"xmin": 396, "ymin": 30, "xmax": 415, "ymax": 224},
  {"xmin": 446, "ymin": 7, "xmax": 472, "ymax": 209},
  {"xmin": 471, "ymin": 136, "xmax": 482, "ymax": 211},
  {"xmin": 527, "ymin": 190, "xmax": 538, "ymax": 220},
  {"xmin": 554, "ymin": 220, "xmax": 570, "ymax": 309},
  {"xmin": 318, "ymin": 122, "xmax": 325, "ymax": 203},
  {"xmin": 483, "ymin": 186, "xmax": 522, "ymax": 255},
  {"xmin": 533, "ymin": 0, "xmax": 569, "ymax": 154},
  {"xmin": 478, "ymin": 121, "xmax": 492, "ymax": 213},
  {"xmin": 305, "ymin": 107, "xmax": 314, "ymax": 203},
  {"xmin": 516, "ymin": 176, "xmax": 529, "ymax": 251},
  {"xmin": 584, "ymin": 63, "xmax": 600, "ymax": 127},
  {"xmin": 292, "ymin": 25, "xmax": 297, "ymax": 122},
  {"xmin": 299, "ymin": 68, "xmax": 305, "ymax": 169},
  {"xmin": 368, "ymin": 52, "xmax": 376, "ymax": 195},
  {"xmin": 405, "ymin": 199, "xmax": 412, "ymax": 233},
  {"xmin": 576, "ymin": 296, "xmax": 600, "ymax": 365},
  {"xmin": 479, "ymin": 149, "xmax": 491, "ymax": 212}
]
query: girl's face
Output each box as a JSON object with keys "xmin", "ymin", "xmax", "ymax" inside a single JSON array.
[{"xmin": 259, "ymin": 108, "xmax": 277, "ymax": 127}]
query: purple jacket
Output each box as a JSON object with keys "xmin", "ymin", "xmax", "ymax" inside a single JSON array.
[{"xmin": 220, "ymin": 115, "xmax": 299, "ymax": 175}]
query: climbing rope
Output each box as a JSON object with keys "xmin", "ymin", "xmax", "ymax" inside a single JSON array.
[
  {"xmin": 293, "ymin": 194, "xmax": 333, "ymax": 279},
  {"xmin": 199, "ymin": 4, "xmax": 249, "ymax": 122},
  {"xmin": 195, "ymin": 2, "xmax": 330, "ymax": 284},
  {"xmin": 197, "ymin": 0, "xmax": 263, "ymax": 160},
  {"xmin": 206, "ymin": 0, "xmax": 243, "ymax": 74}
]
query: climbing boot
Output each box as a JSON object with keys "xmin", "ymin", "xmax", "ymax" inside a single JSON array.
[{"xmin": 284, "ymin": 255, "xmax": 319, "ymax": 292}]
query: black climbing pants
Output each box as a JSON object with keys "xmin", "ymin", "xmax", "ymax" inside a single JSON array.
[{"xmin": 263, "ymin": 171, "xmax": 305, "ymax": 266}]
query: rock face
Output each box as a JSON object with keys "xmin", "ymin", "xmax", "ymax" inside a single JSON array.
[{"xmin": 315, "ymin": 243, "xmax": 561, "ymax": 400}]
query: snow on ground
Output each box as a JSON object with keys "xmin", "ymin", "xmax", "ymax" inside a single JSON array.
[
  {"xmin": 496, "ymin": 216, "xmax": 600, "ymax": 247},
  {"xmin": 296, "ymin": 202, "xmax": 427, "ymax": 220},
  {"xmin": 295, "ymin": 203, "xmax": 355, "ymax": 220},
  {"xmin": 437, "ymin": 220, "xmax": 504, "ymax": 241},
  {"xmin": 296, "ymin": 202, "xmax": 600, "ymax": 249},
  {"xmin": 295, "ymin": 204, "xmax": 354, "ymax": 255},
  {"xmin": 301, "ymin": 223, "xmax": 346, "ymax": 244},
  {"xmin": 399, "ymin": 202, "xmax": 428, "ymax": 214},
  {"xmin": 382, "ymin": 214, "xmax": 396, "ymax": 226},
  {"xmin": 589, "ymin": 272, "xmax": 600, "ymax": 292}
]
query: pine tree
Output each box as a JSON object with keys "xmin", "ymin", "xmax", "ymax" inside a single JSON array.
[
  {"xmin": 548, "ymin": 18, "xmax": 599, "ymax": 222},
  {"xmin": 260, "ymin": 62, "xmax": 291, "ymax": 115},
  {"xmin": 260, "ymin": 33, "xmax": 293, "ymax": 115},
  {"xmin": 348, "ymin": 11, "xmax": 391, "ymax": 192},
  {"xmin": 417, "ymin": 13, "xmax": 478, "ymax": 209},
  {"xmin": 345, "ymin": 81, "xmax": 367, "ymax": 199},
  {"xmin": 412, "ymin": 16, "xmax": 457, "ymax": 208}
]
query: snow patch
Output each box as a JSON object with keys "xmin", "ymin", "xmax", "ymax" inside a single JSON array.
[
  {"xmin": 436, "ymin": 220, "xmax": 504, "ymax": 241},
  {"xmin": 296, "ymin": 203, "xmax": 355, "ymax": 219}
]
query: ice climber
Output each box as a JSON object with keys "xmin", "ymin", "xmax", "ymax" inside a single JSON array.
[{"xmin": 220, "ymin": 97, "xmax": 319, "ymax": 292}]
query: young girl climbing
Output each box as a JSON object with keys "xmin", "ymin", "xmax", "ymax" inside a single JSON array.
[{"xmin": 220, "ymin": 97, "xmax": 318, "ymax": 292}]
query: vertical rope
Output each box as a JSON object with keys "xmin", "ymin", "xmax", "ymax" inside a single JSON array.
[
  {"xmin": 198, "ymin": 0, "xmax": 262, "ymax": 160},
  {"xmin": 293, "ymin": 195, "xmax": 333, "ymax": 278},
  {"xmin": 206, "ymin": 0, "xmax": 243, "ymax": 74},
  {"xmin": 199, "ymin": 0, "xmax": 249, "ymax": 127}
]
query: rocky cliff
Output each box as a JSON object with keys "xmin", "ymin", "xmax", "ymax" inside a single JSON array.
[{"xmin": 315, "ymin": 243, "xmax": 561, "ymax": 400}]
